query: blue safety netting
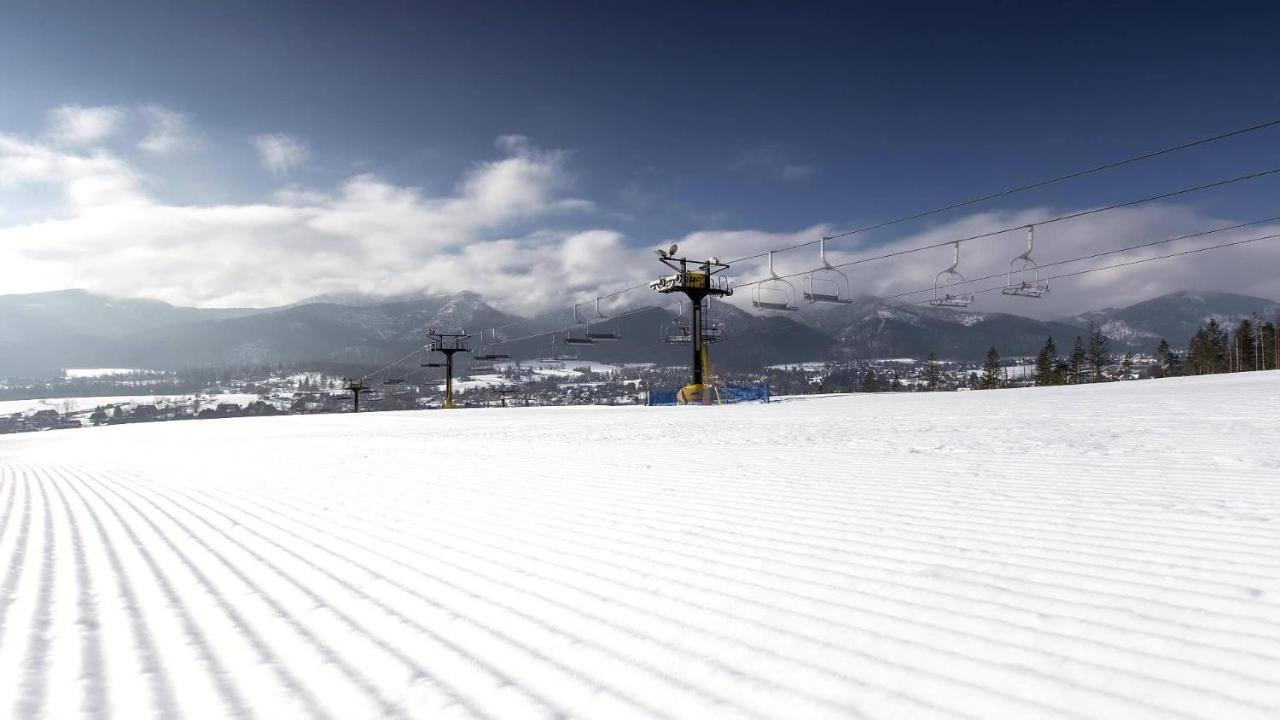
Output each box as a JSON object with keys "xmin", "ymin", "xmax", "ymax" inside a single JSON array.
[{"xmin": 646, "ymin": 382, "xmax": 770, "ymax": 406}]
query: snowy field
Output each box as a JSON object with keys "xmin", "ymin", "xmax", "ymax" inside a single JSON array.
[
  {"xmin": 1, "ymin": 373, "xmax": 1279, "ymax": 719},
  {"xmin": 0, "ymin": 393, "xmax": 262, "ymax": 417},
  {"xmin": 62, "ymin": 369, "xmax": 150, "ymax": 379}
]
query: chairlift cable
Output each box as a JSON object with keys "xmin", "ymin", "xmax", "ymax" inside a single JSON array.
[
  {"xmin": 917, "ymin": 231, "xmax": 1280, "ymax": 303},
  {"xmin": 723, "ymin": 116, "xmax": 1280, "ymax": 265},
  {"xmin": 359, "ymin": 344, "xmax": 429, "ymax": 382},
  {"xmin": 882, "ymin": 215, "xmax": 1280, "ymax": 301},
  {"xmin": 729, "ymin": 167, "xmax": 1280, "ymax": 290},
  {"xmin": 486, "ymin": 303, "xmax": 671, "ymax": 348}
]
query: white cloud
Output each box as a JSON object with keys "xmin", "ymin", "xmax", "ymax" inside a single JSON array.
[
  {"xmin": 0, "ymin": 134, "xmax": 145, "ymax": 209},
  {"xmin": 47, "ymin": 104, "xmax": 124, "ymax": 146},
  {"xmin": 3, "ymin": 110, "xmax": 1278, "ymax": 318},
  {"xmin": 0, "ymin": 130, "xmax": 620, "ymax": 311},
  {"xmin": 138, "ymin": 105, "xmax": 200, "ymax": 154},
  {"xmin": 252, "ymin": 133, "xmax": 309, "ymax": 175}
]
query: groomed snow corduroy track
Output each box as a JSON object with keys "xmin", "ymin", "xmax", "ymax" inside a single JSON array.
[{"xmin": 1, "ymin": 373, "xmax": 1279, "ymax": 719}]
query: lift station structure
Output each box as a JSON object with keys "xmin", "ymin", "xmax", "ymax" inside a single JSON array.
[
  {"xmin": 421, "ymin": 329, "xmax": 470, "ymax": 409},
  {"xmin": 650, "ymin": 245, "xmax": 732, "ymax": 403}
]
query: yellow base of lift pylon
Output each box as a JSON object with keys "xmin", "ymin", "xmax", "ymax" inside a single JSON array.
[
  {"xmin": 677, "ymin": 352, "xmax": 723, "ymax": 405},
  {"xmin": 677, "ymin": 383, "xmax": 722, "ymax": 405}
]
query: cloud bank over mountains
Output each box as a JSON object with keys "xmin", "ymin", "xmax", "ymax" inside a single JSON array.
[{"xmin": 1, "ymin": 103, "xmax": 1278, "ymax": 315}]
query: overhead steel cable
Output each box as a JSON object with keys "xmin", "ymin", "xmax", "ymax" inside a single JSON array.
[
  {"xmin": 881, "ymin": 215, "xmax": 1280, "ymax": 301},
  {"xmin": 921, "ymin": 231, "xmax": 1280, "ymax": 304},
  {"xmin": 723, "ymin": 116, "xmax": 1280, "ymax": 265},
  {"xmin": 486, "ymin": 303, "xmax": 676, "ymax": 349},
  {"xmin": 729, "ymin": 167, "xmax": 1280, "ymax": 290},
  {"xmin": 359, "ymin": 344, "xmax": 429, "ymax": 382}
]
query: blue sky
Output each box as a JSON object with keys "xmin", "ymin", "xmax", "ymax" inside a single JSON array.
[{"xmin": 1, "ymin": 1, "xmax": 1279, "ymax": 313}]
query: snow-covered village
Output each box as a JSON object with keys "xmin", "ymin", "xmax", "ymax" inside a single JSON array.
[{"xmin": 2, "ymin": 3, "xmax": 1280, "ymax": 719}]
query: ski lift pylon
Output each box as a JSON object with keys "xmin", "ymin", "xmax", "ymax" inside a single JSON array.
[
  {"xmin": 803, "ymin": 238, "xmax": 854, "ymax": 304},
  {"xmin": 752, "ymin": 251, "xmax": 799, "ymax": 312},
  {"xmin": 1001, "ymin": 225, "xmax": 1050, "ymax": 298},
  {"xmin": 929, "ymin": 242, "xmax": 975, "ymax": 308}
]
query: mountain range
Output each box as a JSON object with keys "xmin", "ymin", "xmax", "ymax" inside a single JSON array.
[{"xmin": 1, "ymin": 288, "xmax": 1276, "ymax": 376}]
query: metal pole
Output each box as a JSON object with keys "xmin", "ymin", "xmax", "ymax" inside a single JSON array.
[
  {"xmin": 691, "ymin": 295, "xmax": 704, "ymax": 387},
  {"xmin": 445, "ymin": 352, "xmax": 455, "ymax": 409}
]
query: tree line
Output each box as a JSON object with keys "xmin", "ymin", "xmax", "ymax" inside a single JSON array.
[
  {"xmin": 1026, "ymin": 323, "xmax": 1121, "ymax": 387},
  {"xmin": 1016, "ymin": 314, "xmax": 1277, "ymax": 388},
  {"xmin": 1177, "ymin": 315, "xmax": 1277, "ymax": 376}
]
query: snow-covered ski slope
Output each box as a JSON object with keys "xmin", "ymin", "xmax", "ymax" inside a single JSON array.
[{"xmin": 2, "ymin": 373, "xmax": 1279, "ymax": 720}]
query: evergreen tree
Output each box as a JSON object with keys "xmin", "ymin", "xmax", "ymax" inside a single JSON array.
[
  {"xmin": 89, "ymin": 406, "xmax": 108, "ymax": 426},
  {"xmin": 1034, "ymin": 337, "xmax": 1058, "ymax": 386},
  {"xmin": 967, "ymin": 371, "xmax": 980, "ymax": 390},
  {"xmin": 981, "ymin": 346, "xmax": 1002, "ymax": 389},
  {"xmin": 1120, "ymin": 352, "xmax": 1134, "ymax": 379},
  {"xmin": 860, "ymin": 369, "xmax": 880, "ymax": 393},
  {"xmin": 1233, "ymin": 318, "xmax": 1256, "ymax": 371},
  {"xmin": 1261, "ymin": 320, "xmax": 1277, "ymax": 370},
  {"xmin": 1186, "ymin": 325, "xmax": 1211, "ymax": 374},
  {"xmin": 1208, "ymin": 319, "xmax": 1229, "ymax": 370},
  {"xmin": 1053, "ymin": 358, "xmax": 1071, "ymax": 381},
  {"xmin": 1186, "ymin": 319, "xmax": 1228, "ymax": 374},
  {"xmin": 1154, "ymin": 338, "xmax": 1179, "ymax": 378},
  {"xmin": 1086, "ymin": 323, "xmax": 1111, "ymax": 382},
  {"xmin": 923, "ymin": 352, "xmax": 942, "ymax": 391},
  {"xmin": 1069, "ymin": 336, "xmax": 1086, "ymax": 383}
]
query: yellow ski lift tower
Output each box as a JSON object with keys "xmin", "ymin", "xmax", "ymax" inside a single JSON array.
[
  {"xmin": 421, "ymin": 329, "xmax": 470, "ymax": 409},
  {"xmin": 650, "ymin": 244, "xmax": 733, "ymax": 404}
]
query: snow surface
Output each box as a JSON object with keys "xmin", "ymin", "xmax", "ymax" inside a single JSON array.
[
  {"xmin": 0, "ymin": 393, "xmax": 262, "ymax": 416},
  {"xmin": 2, "ymin": 373, "xmax": 1280, "ymax": 719},
  {"xmin": 62, "ymin": 368, "xmax": 149, "ymax": 379}
]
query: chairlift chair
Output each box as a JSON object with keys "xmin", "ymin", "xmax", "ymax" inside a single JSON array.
[
  {"xmin": 703, "ymin": 299, "xmax": 726, "ymax": 342},
  {"xmin": 584, "ymin": 297, "xmax": 621, "ymax": 341},
  {"xmin": 473, "ymin": 328, "xmax": 512, "ymax": 361},
  {"xmin": 661, "ymin": 301, "xmax": 691, "ymax": 343},
  {"xmin": 662, "ymin": 320, "xmax": 694, "ymax": 344},
  {"xmin": 803, "ymin": 238, "xmax": 854, "ymax": 304},
  {"xmin": 929, "ymin": 242, "xmax": 975, "ymax": 308},
  {"xmin": 752, "ymin": 251, "xmax": 799, "ymax": 311},
  {"xmin": 545, "ymin": 331, "xmax": 580, "ymax": 361},
  {"xmin": 563, "ymin": 304, "xmax": 596, "ymax": 345},
  {"xmin": 1001, "ymin": 225, "xmax": 1050, "ymax": 298},
  {"xmin": 537, "ymin": 334, "xmax": 558, "ymax": 363}
]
